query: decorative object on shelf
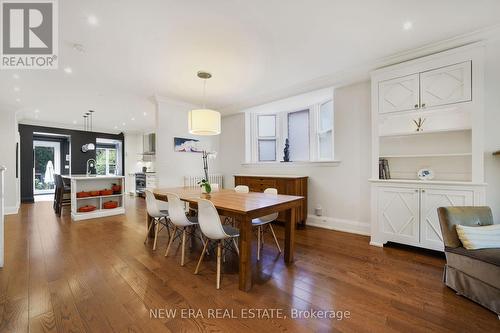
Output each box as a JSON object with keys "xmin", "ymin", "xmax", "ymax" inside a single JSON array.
[
  {"xmin": 103, "ymin": 201, "xmax": 118, "ymax": 209},
  {"xmin": 493, "ymin": 151, "xmax": 500, "ymax": 156},
  {"xmin": 100, "ymin": 189, "xmax": 113, "ymax": 196},
  {"xmin": 379, "ymin": 158, "xmax": 391, "ymax": 179},
  {"xmin": 174, "ymin": 137, "xmax": 203, "ymax": 153},
  {"xmin": 77, "ymin": 191, "xmax": 91, "ymax": 198},
  {"xmin": 417, "ymin": 168, "xmax": 435, "ymax": 180},
  {"xmin": 188, "ymin": 71, "xmax": 221, "ymax": 136},
  {"xmin": 111, "ymin": 183, "xmax": 122, "ymax": 194},
  {"xmin": 283, "ymin": 138, "xmax": 290, "ymax": 162},
  {"xmin": 89, "ymin": 191, "xmax": 100, "ymax": 197},
  {"xmin": 81, "ymin": 143, "xmax": 95, "ymax": 152},
  {"xmin": 78, "ymin": 205, "xmax": 96, "ymax": 213},
  {"xmin": 413, "ymin": 117, "xmax": 426, "ymax": 132}
]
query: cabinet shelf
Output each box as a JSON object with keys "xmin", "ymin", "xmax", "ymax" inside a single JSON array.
[
  {"xmin": 76, "ymin": 193, "xmax": 124, "ymax": 200},
  {"xmin": 380, "ymin": 153, "xmax": 472, "ymax": 158},
  {"xmin": 379, "ymin": 128, "xmax": 471, "ymax": 138}
]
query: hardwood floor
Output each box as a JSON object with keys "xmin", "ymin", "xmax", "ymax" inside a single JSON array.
[{"xmin": 1, "ymin": 197, "xmax": 498, "ymax": 332}]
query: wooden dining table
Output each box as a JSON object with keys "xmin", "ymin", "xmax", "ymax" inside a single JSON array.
[{"xmin": 152, "ymin": 187, "xmax": 304, "ymax": 291}]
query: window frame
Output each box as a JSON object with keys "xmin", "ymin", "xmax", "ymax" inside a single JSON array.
[
  {"xmin": 96, "ymin": 147, "xmax": 118, "ymax": 175},
  {"xmin": 247, "ymin": 98, "xmax": 334, "ymax": 164}
]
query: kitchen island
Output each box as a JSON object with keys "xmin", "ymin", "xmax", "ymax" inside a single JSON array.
[{"xmin": 62, "ymin": 175, "xmax": 125, "ymax": 221}]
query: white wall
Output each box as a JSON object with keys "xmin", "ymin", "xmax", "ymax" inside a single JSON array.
[
  {"xmin": 124, "ymin": 133, "xmax": 142, "ymax": 194},
  {"xmin": 484, "ymin": 39, "xmax": 500, "ymax": 219},
  {"xmin": 155, "ymin": 97, "xmax": 220, "ymax": 187},
  {"xmin": 218, "ymin": 83, "xmax": 372, "ymax": 235},
  {"xmin": 0, "ymin": 108, "xmax": 19, "ymax": 214}
]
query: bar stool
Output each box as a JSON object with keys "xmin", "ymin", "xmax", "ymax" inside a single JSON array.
[
  {"xmin": 144, "ymin": 190, "xmax": 170, "ymax": 250},
  {"xmin": 195, "ymin": 199, "xmax": 240, "ymax": 289},
  {"xmin": 54, "ymin": 174, "xmax": 71, "ymax": 216}
]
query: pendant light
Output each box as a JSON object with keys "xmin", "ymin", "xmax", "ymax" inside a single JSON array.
[{"xmin": 188, "ymin": 71, "xmax": 221, "ymax": 136}]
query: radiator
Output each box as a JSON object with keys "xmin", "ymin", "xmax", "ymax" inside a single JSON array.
[{"xmin": 183, "ymin": 174, "xmax": 224, "ymax": 188}]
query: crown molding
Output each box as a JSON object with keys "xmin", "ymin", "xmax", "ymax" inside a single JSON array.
[{"xmin": 220, "ymin": 24, "xmax": 500, "ymax": 114}]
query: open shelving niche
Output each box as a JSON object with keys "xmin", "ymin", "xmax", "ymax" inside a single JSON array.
[
  {"xmin": 378, "ymin": 107, "xmax": 474, "ymax": 182},
  {"xmin": 70, "ymin": 177, "xmax": 125, "ymax": 221}
]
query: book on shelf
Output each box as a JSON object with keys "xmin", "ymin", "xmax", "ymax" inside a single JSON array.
[{"xmin": 379, "ymin": 158, "xmax": 391, "ymax": 180}]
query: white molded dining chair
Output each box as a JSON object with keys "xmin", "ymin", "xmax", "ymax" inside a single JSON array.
[
  {"xmin": 253, "ymin": 188, "xmax": 282, "ymax": 260},
  {"xmin": 234, "ymin": 185, "xmax": 249, "ymax": 193},
  {"xmin": 144, "ymin": 190, "xmax": 170, "ymax": 250},
  {"xmin": 164, "ymin": 192, "xmax": 201, "ymax": 266},
  {"xmin": 195, "ymin": 199, "xmax": 240, "ymax": 289}
]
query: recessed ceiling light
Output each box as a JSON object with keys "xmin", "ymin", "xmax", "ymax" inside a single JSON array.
[
  {"xmin": 14, "ymin": 86, "xmax": 20, "ymax": 92},
  {"xmin": 15, "ymin": 98, "xmax": 21, "ymax": 103},
  {"xmin": 87, "ymin": 15, "xmax": 98, "ymax": 26},
  {"xmin": 122, "ymin": 122, "xmax": 126, "ymax": 126},
  {"xmin": 34, "ymin": 109, "xmax": 40, "ymax": 113},
  {"xmin": 72, "ymin": 120, "xmax": 77, "ymax": 124},
  {"xmin": 64, "ymin": 67, "xmax": 73, "ymax": 74},
  {"xmin": 403, "ymin": 21, "xmax": 413, "ymax": 30},
  {"xmin": 12, "ymin": 73, "xmax": 20, "ymax": 79},
  {"xmin": 131, "ymin": 117, "xmax": 135, "ymax": 121},
  {"xmin": 114, "ymin": 126, "xmax": 118, "ymax": 129}
]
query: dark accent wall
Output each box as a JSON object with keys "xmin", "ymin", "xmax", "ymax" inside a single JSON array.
[{"xmin": 19, "ymin": 124, "xmax": 125, "ymax": 203}]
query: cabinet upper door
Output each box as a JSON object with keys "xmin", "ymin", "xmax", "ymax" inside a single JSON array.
[
  {"xmin": 420, "ymin": 61, "xmax": 472, "ymax": 108},
  {"xmin": 378, "ymin": 187, "xmax": 420, "ymax": 245},
  {"xmin": 420, "ymin": 188, "xmax": 473, "ymax": 251},
  {"xmin": 379, "ymin": 74, "xmax": 420, "ymax": 114}
]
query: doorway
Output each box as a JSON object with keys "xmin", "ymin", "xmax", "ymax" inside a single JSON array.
[{"xmin": 33, "ymin": 140, "xmax": 61, "ymax": 196}]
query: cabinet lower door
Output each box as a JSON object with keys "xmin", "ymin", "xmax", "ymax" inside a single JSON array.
[
  {"xmin": 420, "ymin": 188, "xmax": 473, "ymax": 251},
  {"xmin": 379, "ymin": 74, "xmax": 420, "ymax": 114},
  {"xmin": 378, "ymin": 187, "xmax": 420, "ymax": 245}
]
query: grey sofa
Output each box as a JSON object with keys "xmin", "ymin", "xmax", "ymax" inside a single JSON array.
[{"xmin": 437, "ymin": 206, "xmax": 500, "ymax": 316}]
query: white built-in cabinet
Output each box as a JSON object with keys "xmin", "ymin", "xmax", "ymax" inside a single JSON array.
[
  {"xmin": 376, "ymin": 182, "xmax": 479, "ymax": 251},
  {"xmin": 370, "ymin": 44, "xmax": 486, "ymax": 251},
  {"xmin": 379, "ymin": 61, "xmax": 472, "ymax": 114}
]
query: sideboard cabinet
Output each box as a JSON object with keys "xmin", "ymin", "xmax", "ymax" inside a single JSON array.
[{"xmin": 234, "ymin": 175, "xmax": 308, "ymax": 227}]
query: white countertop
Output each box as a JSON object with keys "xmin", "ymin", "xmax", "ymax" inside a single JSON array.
[{"xmin": 62, "ymin": 175, "xmax": 125, "ymax": 180}]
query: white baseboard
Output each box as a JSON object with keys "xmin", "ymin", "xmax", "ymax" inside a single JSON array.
[
  {"xmin": 369, "ymin": 240, "xmax": 384, "ymax": 247},
  {"xmin": 307, "ymin": 214, "xmax": 370, "ymax": 236},
  {"xmin": 4, "ymin": 205, "xmax": 19, "ymax": 215}
]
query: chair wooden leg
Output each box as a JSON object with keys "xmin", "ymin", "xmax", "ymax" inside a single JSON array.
[
  {"xmin": 153, "ymin": 220, "xmax": 159, "ymax": 250},
  {"xmin": 194, "ymin": 240, "xmax": 209, "ymax": 274},
  {"xmin": 165, "ymin": 226, "xmax": 177, "ymax": 256},
  {"xmin": 181, "ymin": 228, "xmax": 186, "ymax": 266},
  {"xmin": 269, "ymin": 224, "xmax": 282, "ymax": 253},
  {"xmin": 144, "ymin": 220, "xmax": 154, "ymax": 244},
  {"xmin": 257, "ymin": 226, "xmax": 261, "ymax": 261},
  {"xmin": 216, "ymin": 241, "xmax": 222, "ymax": 289}
]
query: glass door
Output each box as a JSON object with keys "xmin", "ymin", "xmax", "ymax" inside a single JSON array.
[{"xmin": 33, "ymin": 140, "xmax": 61, "ymax": 195}]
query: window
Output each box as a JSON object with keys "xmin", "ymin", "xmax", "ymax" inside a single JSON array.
[
  {"xmin": 287, "ymin": 110, "xmax": 310, "ymax": 161},
  {"xmin": 257, "ymin": 115, "xmax": 277, "ymax": 161},
  {"xmin": 247, "ymin": 98, "xmax": 334, "ymax": 163},
  {"xmin": 96, "ymin": 147, "xmax": 117, "ymax": 175},
  {"xmin": 318, "ymin": 100, "xmax": 333, "ymax": 160}
]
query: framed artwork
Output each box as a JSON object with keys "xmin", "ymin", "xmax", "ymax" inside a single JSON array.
[{"xmin": 174, "ymin": 137, "xmax": 203, "ymax": 153}]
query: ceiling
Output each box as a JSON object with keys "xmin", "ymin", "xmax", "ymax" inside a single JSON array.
[{"xmin": 2, "ymin": 0, "xmax": 500, "ymax": 133}]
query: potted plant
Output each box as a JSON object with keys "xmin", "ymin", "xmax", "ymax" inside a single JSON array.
[{"xmin": 198, "ymin": 179, "xmax": 212, "ymax": 194}]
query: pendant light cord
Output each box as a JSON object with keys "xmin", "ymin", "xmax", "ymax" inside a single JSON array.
[{"xmin": 202, "ymin": 79, "xmax": 207, "ymax": 109}]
